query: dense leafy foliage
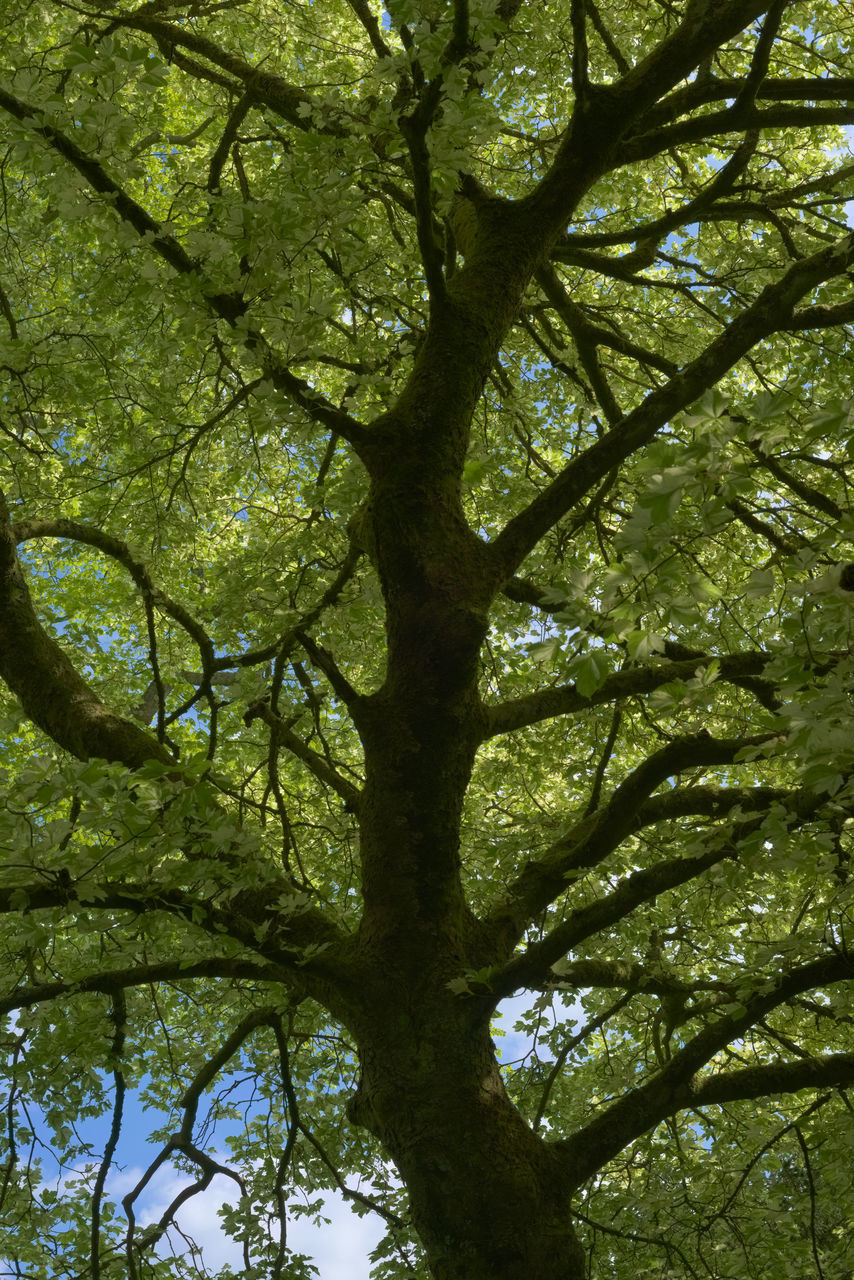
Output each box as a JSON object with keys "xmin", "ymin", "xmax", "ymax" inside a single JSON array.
[{"xmin": 2, "ymin": 1, "xmax": 854, "ymax": 1276}]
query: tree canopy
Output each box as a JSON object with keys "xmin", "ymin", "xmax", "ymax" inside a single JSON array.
[{"xmin": 2, "ymin": 0, "xmax": 854, "ymax": 1276}]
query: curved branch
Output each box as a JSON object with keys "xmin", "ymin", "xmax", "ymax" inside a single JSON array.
[
  {"xmin": 12, "ymin": 517, "xmax": 215, "ymax": 666},
  {"xmin": 91, "ymin": 988, "xmax": 126, "ymax": 1280},
  {"xmin": 0, "ymin": 492, "xmax": 172, "ymax": 769},
  {"xmin": 206, "ymin": 542, "xmax": 362, "ymax": 678},
  {"xmin": 488, "ymin": 781, "xmax": 829, "ymax": 997},
  {"xmin": 536, "ymin": 263, "xmax": 678, "ymax": 375}
]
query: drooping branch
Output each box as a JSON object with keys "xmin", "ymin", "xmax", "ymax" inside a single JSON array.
[
  {"xmin": 12, "ymin": 517, "xmax": 215, "ymax": 667},
  {"xmin": 0, "ymin": 492, "xmax": 172, "ymax": 769}
]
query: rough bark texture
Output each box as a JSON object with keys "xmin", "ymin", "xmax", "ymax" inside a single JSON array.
[{"xmin": 350, "ymin": 1002, "xmax": 585, "ymax": 1279}]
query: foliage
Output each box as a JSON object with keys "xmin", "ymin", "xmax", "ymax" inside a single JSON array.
[{"xmin": 2, "ymin": 0, "xmax": 854, "ymax": 1276}]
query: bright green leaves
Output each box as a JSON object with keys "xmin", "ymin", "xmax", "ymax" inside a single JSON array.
[
  {"xmin": 3, "ymin": 1, "xmax": 854, "ymax": 1276},
  {"xmin": 567, "ymin": 648, "xmax": 612, "ymax": 698}
]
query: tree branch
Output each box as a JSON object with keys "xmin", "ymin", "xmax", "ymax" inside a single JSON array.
[
  {"xmin": 0, "ymin": 87, "xmax": 371, "ymax": 452},
  {"xmin": 620, "ymin": 104, "xmax": 854, "ymax": 167},
  {"xmin": 556, "ymin": 952, "xmax": 854, "ymax": 1186},
  {"xmin": 535, "ymin": 266, "xmax": 623, "ymax": 423},
  {"xmin": 489, "ymin": 227, "xmax": 854, "ymax": 581},
  {"xmin": 483, "ymin": 651, "xmax": 772, "ymax": 736},
  {"xmin": 245, "ymin": 701, "xmax": 362, "ymax": 811},
  {"xmin": 484, "ymin": 732, "xmax": 780, "ymax": 956},
  {"xmin": 530, "ymin": 0, "xmax": 771, "ymax": 226},
  {"xmin": 569, "ymin": 0, "xmax": 590, "ymax": 98},
  {"xmin": 0, "ymin": 493, "xmax": 173, "ymax": 769},
  {"xmin": 0, "ymin": 958, "xmax": 286, "ymax": 1018},
  {"xmin": 344, "ymin": 0, "xmax": 394, "ymax": 59},
  {"xmin": 537, "ymin": 265, "xmax": 679, "ymax": 374},
  {"xmin": 636, "ymin": 74, "xmax": 854, "ymax": 135},
  {"xmin": 12, "ymin": 517, "xmax": 215, "ymax": 669},
  {"xmin": 748, "ymin": 445, "xmax": 844, "ymax": 521},
  {"xmin": 0, "ymin": 872, "xmax": 349, "ymax": 987},
  {"xmin": 116, "ymin": 16, "xmax": 331, "ymax": 134},
  {"xmin": 542, "ymin": 956, "xmax": 728, "ymax": 998},
  {"xmin": 491, "ymin": 842, "xmax": 736, "ymax": 998},
  {"xmin": 399, "ymin": 89, "xmax": 447, "ymax": 304},
  {"xmin": 689, "ymin": 1052, "xmax": 854, "ymax": 1106},
  {"xmin": 731, "ymin": 0, "xmax": 789, "ymax": 116}
]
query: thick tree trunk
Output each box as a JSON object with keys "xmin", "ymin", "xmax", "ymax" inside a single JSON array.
[
  {"xmin": 349, "ymin": 679, "xmax": 586, "ymax": 1278},
  {"xmin": 343, "ymin": 387, "xmax": 590, "ymax": 1277},
  {"xmin": 348, "ymin": 993, "xmax": 586, "ymax": 1280}
]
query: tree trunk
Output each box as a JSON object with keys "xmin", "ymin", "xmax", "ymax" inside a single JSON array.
[
  {"xmin": 348, "ymin": 678, "xmax": 586, "ymax": 1278},
  {"xmin": 342, "ymin": 401, "xmax": 591, "ymax": 1276},
  {"xmin": 348, "ymin": 992, "xmax": 586, "ymax": 1280}
]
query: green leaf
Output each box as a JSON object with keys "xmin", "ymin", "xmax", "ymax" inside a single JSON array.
[{"xmin": 569, "ymin": 649, "xmax": 611, "ymax": 697}]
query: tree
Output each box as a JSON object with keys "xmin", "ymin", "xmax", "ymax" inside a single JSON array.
[{"xmin": 2, "ymin": 0, "xmax": 854, "ymax": 1275}]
